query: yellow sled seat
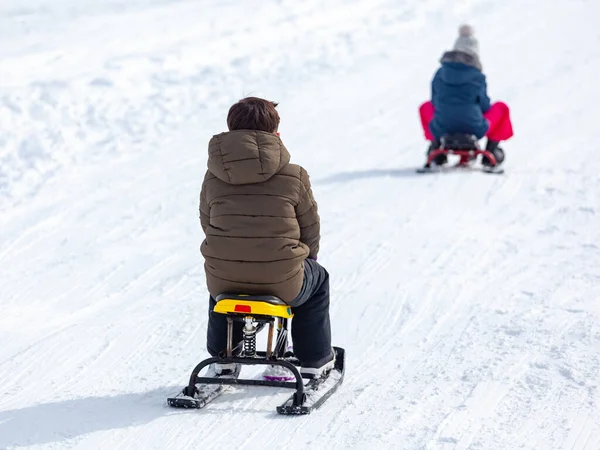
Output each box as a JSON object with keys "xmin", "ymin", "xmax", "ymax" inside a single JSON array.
[{"xmin": 214, "ymin": 294, "xmax": 293, "ymax": 319}]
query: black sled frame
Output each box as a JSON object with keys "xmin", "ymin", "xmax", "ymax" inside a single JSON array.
[{"xmin": 167, "ymin": 294, "xmax": 345, "ymax": 415}]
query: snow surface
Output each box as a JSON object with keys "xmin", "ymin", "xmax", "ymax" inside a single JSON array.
[{"xmin": 1, "ymin": 0, "xmax": 600, "ymax": 448}]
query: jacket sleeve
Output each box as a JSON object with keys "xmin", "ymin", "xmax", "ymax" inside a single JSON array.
[
  {"xmin": 431, "ymin": 69, "xmax": 440, "ymax": 108},
  {"xmin": 296, "ymin": 168, "xmax": 320, "ymax": 259},
  {"xmin": 478, "ymin": 74, "xmax": 491, "ymax": 113},
  {"xmin": 199, "ymin": 184, "xmax": 210, "ymax": 234}
]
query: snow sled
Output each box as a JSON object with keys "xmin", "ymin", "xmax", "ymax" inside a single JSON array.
[
  {"xmin": 167, "ymin": 294, "xmax": 345, "ymax": 415},
  {"xmin": 417, "ymin": 133, "xmax": 504, "ymax": 174}
]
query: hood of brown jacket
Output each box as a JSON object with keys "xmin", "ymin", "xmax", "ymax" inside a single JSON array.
[{"xmin": 207, "ymin": 130, "xmax": 291, "ymax": 185}]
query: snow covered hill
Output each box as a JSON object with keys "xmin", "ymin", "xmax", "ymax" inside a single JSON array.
[{"xmin": 1, "ymin": 0, "xmax": 600, "ymax": 448}]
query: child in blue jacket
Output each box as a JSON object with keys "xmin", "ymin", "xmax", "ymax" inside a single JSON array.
[{"xmin": 419, "ymin": 25, "xmax": 514, "ymax": 165}]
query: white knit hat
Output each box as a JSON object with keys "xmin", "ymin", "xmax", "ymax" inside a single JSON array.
[{"xmin": 453, "ymin": 24, "xmax": 479, "ymax": 58}]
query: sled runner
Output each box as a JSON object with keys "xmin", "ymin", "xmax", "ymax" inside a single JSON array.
[
  {"xmin": 417, "ymin": 133, "xmax": 504, "ymax": 174},
  {"xmin": 167, "ymin": 294, "xmax": 345, "ymax": 415}
]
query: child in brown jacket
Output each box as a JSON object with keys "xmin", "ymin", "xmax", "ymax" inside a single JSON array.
[{"xmin": 199, "ymin": 97, "xmax": 334, "ymax": 378}]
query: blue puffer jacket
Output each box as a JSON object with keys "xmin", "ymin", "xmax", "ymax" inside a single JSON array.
[{"xmin": 429, "ymin": 51, "xmax": 491, "ymax": 139}]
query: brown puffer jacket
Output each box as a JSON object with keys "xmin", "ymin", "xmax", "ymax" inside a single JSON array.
[{"xmin": 199, "ymin": 129, "xmax": 320, "ymax": 303}]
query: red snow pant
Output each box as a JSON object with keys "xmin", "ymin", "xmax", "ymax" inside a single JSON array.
[{"xmin": 419, "ymin": 101, "xmax": 514, "ymax": 142}]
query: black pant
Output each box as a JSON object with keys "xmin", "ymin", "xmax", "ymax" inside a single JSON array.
[{"xmin": 206, "ymin": 259, "xmax": 332, "ymax": 364}]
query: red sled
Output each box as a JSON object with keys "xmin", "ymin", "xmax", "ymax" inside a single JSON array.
[{"xmin": 417, "ymin": 134, "xmax": 504, "ymax": 174}]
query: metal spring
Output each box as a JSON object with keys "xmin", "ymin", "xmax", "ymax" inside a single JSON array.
[{"xmin": 243, "ymin": 318, "xmax": 257, "ymax": 356}]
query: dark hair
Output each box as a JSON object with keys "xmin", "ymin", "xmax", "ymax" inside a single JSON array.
[{"xmin": 227, "ymin": 97, "xmax": 280, "ymax": 133}]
